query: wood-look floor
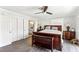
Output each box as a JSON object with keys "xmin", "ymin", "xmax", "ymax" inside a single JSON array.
[{"xmin": 0, "ymin": 36, "xmax": 79, "ymax": 52}]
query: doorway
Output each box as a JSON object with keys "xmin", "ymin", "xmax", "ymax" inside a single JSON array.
[{"xmin": 28, "ymin": 20, "xmax": 35, "ymax": 35}]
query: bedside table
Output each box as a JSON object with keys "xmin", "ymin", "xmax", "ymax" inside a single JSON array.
[{"xmin": 63, "ymin": 31, "xmax": 75, "ymax": 40}]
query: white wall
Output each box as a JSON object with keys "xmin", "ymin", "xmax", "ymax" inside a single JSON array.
[
  {"xmin": 75, "ymin": 16, "xmax": 79, "ymax": 39},
  {"xmin": 0, "ymin": 11, "xmax": 3, "ymax": 46},
  {"xmin": 37, "ymin": 18, "xmax": 64, "ymax": 30},
  {"xmin": 63, "ymin": 16, "xmax": 76, "ymax": 31}
]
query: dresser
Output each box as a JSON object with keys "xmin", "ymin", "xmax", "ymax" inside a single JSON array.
[{"xmin": 63, "ymin": 31, "xmax": 75, "ymax": 40}]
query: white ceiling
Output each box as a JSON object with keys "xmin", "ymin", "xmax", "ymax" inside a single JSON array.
[{"xmin": 0, "ymin": 6, "xmax": 78, "ymax": 20}]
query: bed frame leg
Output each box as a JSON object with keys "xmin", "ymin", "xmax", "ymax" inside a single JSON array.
[
  {"xmin": 59, "ymin": 48, "xmax": 62, "ymax": 51},
  {"xmin": 51, "ymin": 50, "xmax": 53, "ymax": 52},
  {"xmin": 51, "ymin": 48, "xmax": 53, "ymax": 52},
  {"xmin": 58, "ymin": 47, "xmax": 62, "ymax": 51}
]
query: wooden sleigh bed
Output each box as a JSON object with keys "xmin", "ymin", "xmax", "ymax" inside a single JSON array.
[{"xmin": 32, "ymin": 25, "xmax": 62, "ymax": 52}]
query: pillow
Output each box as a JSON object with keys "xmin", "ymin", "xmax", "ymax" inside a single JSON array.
[
  {"xmin": 45, "ymin": 26, "xmax": 50, "ymax": 30},
  {"xmin": 51, "ymin": 27, "xmax": 58, "ymax": 30}
]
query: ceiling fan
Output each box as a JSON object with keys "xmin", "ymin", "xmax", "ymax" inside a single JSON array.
[{"xmin": 35, "ymin": 6, "xmax": 53, "ymax": 15}]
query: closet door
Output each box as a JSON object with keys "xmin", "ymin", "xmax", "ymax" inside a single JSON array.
[
  {"xmin": 9, "ymin": 16, "xmax": 18, "ymax": 42},
  {"xmin": 1, "ymin": 13, "xmax": 11, "ymax": 46},
  {"xmin": 17, "ymin": 16, "xmax": 24, "ymax": 40},
  {"xmin": 24, "ymin": 19, "xmax": 28, "ymax": 39}
]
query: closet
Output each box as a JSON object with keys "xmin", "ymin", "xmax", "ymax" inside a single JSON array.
[
  {"xmin": 0, "ymin": 11, "xmax": 11, "ymax": 46},
  {"xmin": 0, "ymin": 8, "xmax": 29, "ymax": 47}
]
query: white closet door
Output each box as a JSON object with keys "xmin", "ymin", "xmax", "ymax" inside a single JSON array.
[
  {"xmin": 24, "ymin": 19, "xmax": 28, "ymax": 38},
  {"xmin": 9, "ymin": 16, "xmax": 18, "ymax": 42},
  {"xmin": 1, "ymin": 14, "xmax": 11, "ymax": 46},
  {"xmin": 17, "ymin": 17, "xmax": 24, "ymax": 40}
]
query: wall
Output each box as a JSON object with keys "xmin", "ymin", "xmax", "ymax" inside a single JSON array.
[
  {"xmin": 37, "ymin": 18, "xmax": 64, "ymax": 30},
  {"xmin": 0, "ymin": 11, "xmax": 2, "ymax": 46},
  {"xmin": 63, "ymin": 16, "xmax": 76, "ymax": 31},
  {"xmin": 75, "ymin": 16, "xmax": 79, "ymax": 39}
]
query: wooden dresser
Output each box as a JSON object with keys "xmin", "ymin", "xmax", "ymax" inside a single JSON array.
[{"xmin": 63, "ymin": 31, "xmax": 75, "ymax": 40}]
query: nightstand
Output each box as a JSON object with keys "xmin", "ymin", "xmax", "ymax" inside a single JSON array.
[{"xmin": 63, "ymin": 31, "xmax": 75, "ymax": 40}]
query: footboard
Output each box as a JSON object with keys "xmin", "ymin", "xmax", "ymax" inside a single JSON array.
[{"xmin": 32, "ymin": 34, "xmax": 53, "ymax": 51}]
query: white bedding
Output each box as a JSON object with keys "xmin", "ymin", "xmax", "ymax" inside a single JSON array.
[{"xmin": 40, "ymin": 29, "xmax": 62, "ymax": 34}]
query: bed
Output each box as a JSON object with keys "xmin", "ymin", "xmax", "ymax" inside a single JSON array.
[{"xmin": 32, "ymin": 25, "xmax": 63, "ymax": 52}]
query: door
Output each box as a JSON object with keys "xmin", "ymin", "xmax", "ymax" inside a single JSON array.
[
  {"xmin": 9, "ymin": 16, "xmax": 18, "ymax": 42},
  {"xmin": 28, "ymin": 20, "xmax": 35, "ymax": 35},
  {"xmin": 1, "ymin": 13, "xmax": 11, "ymax": 45},
  {"xmin": 24, "ymin": 19, "xmax": 29, "ymax": 39},
  {"xmin": 17, "ymin": 16, "xmax": 24, "ymax": 40}
]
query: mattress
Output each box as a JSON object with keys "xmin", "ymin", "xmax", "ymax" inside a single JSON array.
[{"xmin": 40, "ymin": 29, "xmax": 62, "ymax": 34}]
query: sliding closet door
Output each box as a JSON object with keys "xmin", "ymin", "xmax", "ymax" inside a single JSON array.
[
  {"xmin": 9, "ymin": 16, "xmax": 18, "ymax": 42},
  {"xmin": 17, "ymin": 16, "xmax": 24, "ymax": 40},
  {"xmin": 24, "ymin": 18, "xmax": 29, "ymax": 39},
  {"xmin": 1, "ymin": 13, "xmax": 11, "ymax": 46}
]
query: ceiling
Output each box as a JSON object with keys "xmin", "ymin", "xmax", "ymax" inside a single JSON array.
[{"xmin": 0, "ymin": 6, "xmax": 78, "ymax": 20}]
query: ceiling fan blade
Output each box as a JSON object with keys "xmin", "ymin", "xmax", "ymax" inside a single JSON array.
[
  {"xmin": 43, "ymin": 6, "xmax": 48, "ymax": 12},
  {"xmin": 35, "ymin": 12, "xmax": 43, "ymax": 14},
  {"xmin": 46, "ymin": 12, "xmax": 52, "ymax": 15}
]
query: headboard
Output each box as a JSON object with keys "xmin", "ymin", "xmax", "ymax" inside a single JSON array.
[{"xmin": 44, "ymin": 25, "xmax": 62, "ymax": 31}]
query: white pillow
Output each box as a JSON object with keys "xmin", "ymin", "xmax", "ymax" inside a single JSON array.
[
  {"xmin": 52, "ymin": 27, "xmax": 58, "ymax": 30},
  {"xmin": 45, "ymin": 26, "xmax": 50, "ymax": 29}
]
